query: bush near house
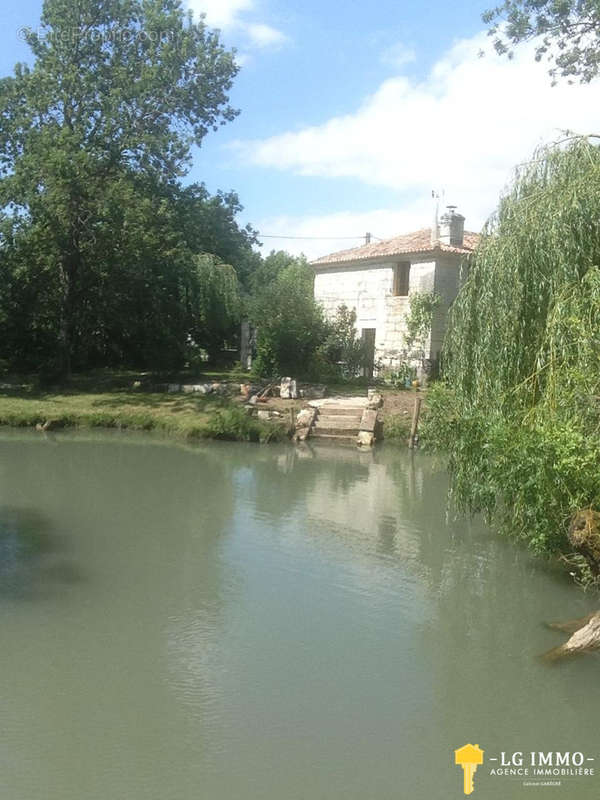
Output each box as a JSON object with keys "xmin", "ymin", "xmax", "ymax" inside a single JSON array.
[
  {"xmin": 250, "ymin": 253, "xmax": 372, "ymax": 380},
  {"xmin": 250, "ymin": 257, "xmax": 327, "ymax": 377},
  {"xmin": 320, "ymin": 305, "xmax": 372, "ymax": 379}
]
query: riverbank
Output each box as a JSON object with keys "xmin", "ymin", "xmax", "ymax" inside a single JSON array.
[
  {"xmin": 0, "ymin": 390, "xmax": 288, "ymax": 443},
  {"xmin": 0, "ymin": 378, "xmax": 422, "ymax": 444}
]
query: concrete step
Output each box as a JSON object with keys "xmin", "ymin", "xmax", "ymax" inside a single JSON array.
[
  {"xmin": 309, "ymin": 397, "xmax": 370, "ymax": 410},
  {"xmin": 313, "ymin": 406, "xmax": 365, "ymax": 416},
  {"xmin": 314, "ymin": 428, "xmax": 360, "ymax": 437},
  {"xmin": 315, "ymin": 415, "xmax": 362, "ymax": 429},
  {"xmin": 310, "ymin": 432, "xmax": 358, "ymax": 442}
]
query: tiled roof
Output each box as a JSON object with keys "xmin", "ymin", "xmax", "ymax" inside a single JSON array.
[{"xmin": 311, "ymin": 228, "xmax": 480, "ymax": 267}]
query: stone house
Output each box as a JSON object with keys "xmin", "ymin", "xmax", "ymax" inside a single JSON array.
[{"xmin": 311, "ymin": 207, "xmax": 479, "ymax": 376}]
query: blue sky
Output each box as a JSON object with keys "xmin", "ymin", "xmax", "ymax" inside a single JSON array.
[{"xmin": 1, "ymin": 0, "xmax": 598, "ymax": 259}]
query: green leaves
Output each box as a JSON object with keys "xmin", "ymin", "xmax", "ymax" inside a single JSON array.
[
  {"xmin": 320, "ymin": 305, "xmax": 371, "ymax": 377},
  {"xmin": 483, "ymin": 0, "xmax": 600, "ymax": 83},
  {"xmin": 0, "ymin": 0, "xmax": 242, "ymax": 373},
  {"xmin": 404, "ymin": 291, "xmax": 441, "ymax": 350},
  {"xmin": 424, "ymin": 138, "xmax": 600, "ymax": 567},
  {"xmin": 250, "ymin": 254, "xmax": 327, "ymax": 378},
  {"xmin": 9, "ymin": 0, "xmax": 239, "ymax": 180},
  {"xmin": 188, "ymin": 254, "xmax": 241, "ymax": 361}
]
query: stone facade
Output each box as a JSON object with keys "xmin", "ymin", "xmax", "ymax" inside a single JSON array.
[
  {"xmin": 313, "ymin": 252, "xmax": 468, "ymax": 372},
  {"xmin": 311, "ymin": 216, "xmax": 477, "ymax": 375}
]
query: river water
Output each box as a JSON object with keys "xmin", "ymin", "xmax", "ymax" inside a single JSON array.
[{"xmin": 0, "ymin": 431, "xmax": 598, "ymax": 799}]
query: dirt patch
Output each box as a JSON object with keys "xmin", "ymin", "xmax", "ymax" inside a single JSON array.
[{"xmin": 379, "ymin": 389, "xmax": 424, "ymax": 419}]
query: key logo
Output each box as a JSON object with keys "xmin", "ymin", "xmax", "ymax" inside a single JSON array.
[{"xmin": 455, "ymin": 743, "xmax": 484, "ymax": 795}]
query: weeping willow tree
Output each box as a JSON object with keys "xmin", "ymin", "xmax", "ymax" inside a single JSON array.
[{"xmin": 425, "ymin": 136, "xmax": 600, "ymax": 576}]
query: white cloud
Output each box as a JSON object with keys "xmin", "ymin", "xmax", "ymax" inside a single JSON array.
[
  {"xmin": 187, "ymin": 0, "xmax": 254, "ymax": 29},
  {"xmin": 235, "ymin": 30, "xmax": 600, "ymax": 248},
  {"xmin": 246, "ymin": 22, "xmax": 289, "ymax": 48},
  {"xmin": 186, "ymin": 0, "xmax": 288, "ymax": 50}
]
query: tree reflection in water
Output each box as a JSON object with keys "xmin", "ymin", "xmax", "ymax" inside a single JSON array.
[{"xmin": 0, "ymin": 507, "xmax": 82, "ymax": 598}]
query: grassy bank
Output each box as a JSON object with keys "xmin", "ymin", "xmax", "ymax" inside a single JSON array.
[
  {"xmin": 0, "ymin": 368, "xmax": 423, "ymax": 446},
  {"xmin": 0, "ymin": 390, "xmax": 288, "ymax": 443}
]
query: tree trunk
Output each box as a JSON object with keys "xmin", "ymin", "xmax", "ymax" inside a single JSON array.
[
  {"xmin": 542, "ymin": 611, "xmax": 600, "ymax": 661},
  {"xmin": 58, "ymin": 256, "xmax": 75, "ymax": 379},
  {"xmin": 58, "ymin": 194, "xmax": 85, "ymax": 379}
]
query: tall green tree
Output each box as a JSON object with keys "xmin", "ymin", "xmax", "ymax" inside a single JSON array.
[
  {"xmin": 0, "ymin": 0, "xmax": 238, "ymax": 374},
  {"xmin": 0, "ymin": 171, "xmax": 245, "ymax": 370},
  {"xmin": 483, "ymin": 0, "xmax": 600, "ymax": 83},
  {"xmin": 425, "ymin": 137, "xmax": 600, "ymax": 566},
  {"xmin": 173, "ymin": 183, "xmax": 261, "ymax": 290},
  {"xmin": 187, "ymin": 254, "xmax": 241, "ymax": 362},
  {"xmin": 250, "ymin": 254, "xmax": 327, "ymax": 377},
  {"xmin": 248, "ymin": 250, "xmax": 300, "ymax": 296}
]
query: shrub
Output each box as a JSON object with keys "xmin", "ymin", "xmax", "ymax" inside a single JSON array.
[
  {"xmin": 383, "ymin": 414, "xmax": 411, "ymax": 440},
  {"xmin": 319, "ymin": 305, "xmax": 371, "ymax": 378},
  {"xmin": 250, "ymin": 259, "xmax": 327, "ymax": 378},
  {"xmin": 203, "ymin": 406, "xmax": 286, "ymax": 442},
  {"xmin": 405, "ymin": 291, "xmax": 440, "ymax": 351}
]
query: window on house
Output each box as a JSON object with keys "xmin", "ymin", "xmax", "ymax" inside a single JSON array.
[{"xmin": 393, "ymin": 262, "xmax": 410, "ymax": 296}]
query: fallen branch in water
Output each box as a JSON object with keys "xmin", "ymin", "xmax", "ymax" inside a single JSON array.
[{"xmin": 542, "ymin": 611, "xmax": 600, "ymax": 661}]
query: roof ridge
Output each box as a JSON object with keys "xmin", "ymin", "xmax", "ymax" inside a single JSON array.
[{"xmin": 311, "ymin": 226, "xmax": 480, "ymax": 266}]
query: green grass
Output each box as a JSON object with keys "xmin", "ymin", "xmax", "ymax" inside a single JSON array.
[
  {"xmin": 382, "ymin": 414, "xmax": 411, "ymax": 441},
  {"xmin": 0, "ymin": 390, "xmax": 288, "ymax": 443}
]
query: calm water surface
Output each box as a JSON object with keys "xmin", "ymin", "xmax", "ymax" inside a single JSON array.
[{"xmin": 0, "ymin": 431, "xmax": 598, "ymax": 799}]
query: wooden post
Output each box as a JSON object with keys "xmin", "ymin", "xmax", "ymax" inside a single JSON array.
[
  {"xmin": 408, "ymin": 395, "xmax": 422, "ymax": 449},
  {"xmin": 240, "ymin": 320, "xmax": 250, "ymax": 370}
]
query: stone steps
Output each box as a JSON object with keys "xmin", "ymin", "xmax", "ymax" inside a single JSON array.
[
  {"xmin": 294, "ymin": 394, "xmax": 382, "ymax": 447},
  {"xmin": 309, "ymin": 397, "xmax": 370, "ymax": 410},
  {"xmin": 314, "ymin": 414, "xmax": 362, "ymax": 428},
  {"xmin": 313, "ymin": 427, "xmax": 361, "ymax": 437},
  {"xmin": 309, "ymin": 432, "xmax": 358, "ymax": 442},
  {"xmin": 310, "ymin": 406, "xmax": 363, "ymax": 416},
  {"xmin": 312, "ymin": 409, "xmax": 363, "ymax": 438}
]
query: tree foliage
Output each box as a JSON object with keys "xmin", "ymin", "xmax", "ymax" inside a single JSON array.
[
  {"xmin": 0, "ymin": 0, "xmax": 242, "ymax": 374},
  {"xmin": 174, "ymin": 184, "xmax": 260, "ymax": 290},
  {"xmin": 187, "ymin": 254, "xmax": 241, "ymax": 362},
  {"xmin": 483, "ymin": 0, "xmax": 600, "ymax": 83},
  {"xmin": 320, "ymin": 305, "xmax": 370, "ymax": 377},
  {"xmin": 249, "ymin": 256, "xmax": 374, "ymax": 380},
  {"xmin": 424, "ymin": 137, "xmax": 600, "ymax": 565},
  {"xmin": 247, "ymin": 250, "xmax": 300, "ymax": 296},
  {"xmin": 250, "ymin": 254, "xmax": 327, "ymax": 377},
  {"xmin": 404, "ymin": 291, "xmax": 440, "ymax": 351}
]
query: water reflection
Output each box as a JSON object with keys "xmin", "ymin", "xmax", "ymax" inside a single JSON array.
[
  {"xmin": 224, "ymin": 441, "xmax": 600, "ymax": 797},
  {"xmin": 0, "ymin": 432, "xmax": 599, "ymax": 800},
  {"xmin": 0, "ymin": 507, "xmax": 82, "ymax": 598}
]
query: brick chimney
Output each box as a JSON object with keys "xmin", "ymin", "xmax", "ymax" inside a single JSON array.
[{"xmin": 439, "ymin": 206, "xmax": 465, "ymax": 247}]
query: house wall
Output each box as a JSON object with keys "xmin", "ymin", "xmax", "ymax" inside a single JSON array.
[
  {"xmin": 430, "ymin": 257, "xmax": 464, "ymax": 362},
  {"xmin": 313, "ymin": 258, "xmax": 436, "ymax": 368}
]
